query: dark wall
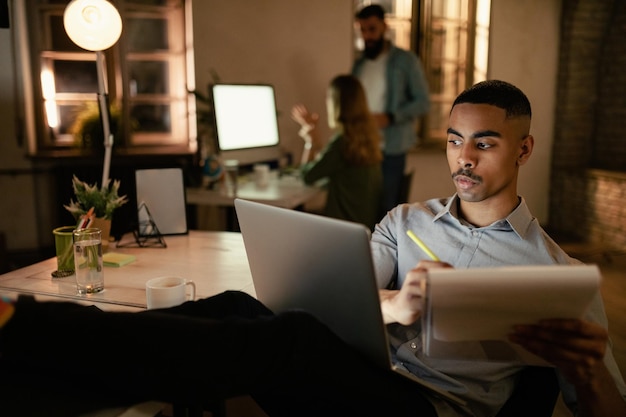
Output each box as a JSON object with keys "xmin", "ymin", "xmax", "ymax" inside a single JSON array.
[{"xmin": 550, "ymin": 0, "xmax": 626, "ymax": 248}]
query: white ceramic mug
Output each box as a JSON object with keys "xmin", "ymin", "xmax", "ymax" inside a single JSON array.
[
  {"xmin": 223, "ymin": 159, "xmax": 239, "ymax": 197},
  {"xmin": 253, "ymin": 163, "xmax": 270, "ymax": 188},
  {"xmin": 145, "ymin": 276, "xmax": 196, "ymax": 309}
]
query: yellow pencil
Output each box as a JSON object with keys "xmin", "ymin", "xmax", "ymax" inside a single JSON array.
[{"xmin": 406, "ymin": 230, "xmax": 440, "ymax": 261}]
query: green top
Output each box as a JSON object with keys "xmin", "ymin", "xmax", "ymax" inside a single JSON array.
[{"xmin": 301, "ymin": 134, "xmax": 382, "ymax": 230}]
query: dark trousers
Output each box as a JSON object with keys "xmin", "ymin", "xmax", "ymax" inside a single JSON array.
[
  {"xmin": 381, "ymin": 153, "xmax": 407, "ymax": 214},
  {"xmin": 1, "ymin": 291, "xmax": 437, "ymax": 417}
]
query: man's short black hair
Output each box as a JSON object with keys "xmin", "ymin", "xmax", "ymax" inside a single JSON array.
[
  {"xmin": 452, "ymin": 80, "xmax": 532, "ymax": 119},
  {"xmin": 355, "ymin": 4, "xmax": 386, "ymax": 20}
]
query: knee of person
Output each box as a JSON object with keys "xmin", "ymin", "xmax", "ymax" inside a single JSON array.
[
  {"xmin": 216, "ymin": 290, "xmax": 274, "ymax": 317},
  {"xmin": 209, "ymin": 290, "xmax": 260, "ymax": 307},
  {"xmin": 220, "ymin": 290, "xmax": 255, "ymax": 302}
]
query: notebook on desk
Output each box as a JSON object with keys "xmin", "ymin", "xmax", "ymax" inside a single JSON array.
[{"xmin": 234, "ymin": 198, "xmax": 465, "ymax": 405}]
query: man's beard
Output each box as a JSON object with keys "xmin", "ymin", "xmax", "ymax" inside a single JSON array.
[{"xmin": 364, "ymin": 36, "xmax": 385, "ymax": 59}]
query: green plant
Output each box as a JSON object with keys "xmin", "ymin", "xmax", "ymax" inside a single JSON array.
[{"xmin": 64, "ymin": 175, "xmax": 128, "ymax": 221}]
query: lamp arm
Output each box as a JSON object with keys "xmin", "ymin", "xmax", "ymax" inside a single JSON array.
[{"xmin": 96, "ymin": 50, "xmax": 114, "ymax": 187}]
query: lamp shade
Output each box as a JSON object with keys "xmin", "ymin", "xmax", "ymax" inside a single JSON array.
[{"xmin": 63, "ymin": 0, "xmax": 122, "ymax": 51}]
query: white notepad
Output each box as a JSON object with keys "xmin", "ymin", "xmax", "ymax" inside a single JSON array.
[{"xmin": 422, "ymin": 264, "xmax": 601, "ymax": 363}]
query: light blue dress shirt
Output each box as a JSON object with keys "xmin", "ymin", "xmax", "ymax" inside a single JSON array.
[{"xmin": 371, "ymin": 195, "xmax": 626, "ymax": 416}]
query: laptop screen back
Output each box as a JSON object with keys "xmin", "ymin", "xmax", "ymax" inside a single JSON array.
[{"xmin": 234, "ymin": 198, "xmax": 391, "ymax": 368}]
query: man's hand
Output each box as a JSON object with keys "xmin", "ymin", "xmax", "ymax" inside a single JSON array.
[
  {"xmin": 380, "ymin": 260, "xmax": 451, "ymax": 325},
  {"xmin": 509, "ymin": 319, "xmax": 626, "ymax": 416},
  {"xmin": 372, "ymin": 113, "xmax": 390, "ymax": 129},
  {"xmin": 510, "ymin": 319, "xmax": 607, "ymax": 383}
]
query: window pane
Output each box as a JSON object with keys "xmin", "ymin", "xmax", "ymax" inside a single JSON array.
[
  {"xmin": 50, "ymin": 15, "xmax": 84, "ymax": 52},
  {"xmin": 53, "ymin": 60, "xmax": 98, "ymax": 93},
  {"xmin": 131, "ymin": 104, "xmax": 171, "ymax": 133},
  {"xmin": 442, "ymin": 61, "xmax": 466, "ymax": 94},
  {"xmin": 127, "ymin": 18, "xmax": 170, "ymax": 51},
  {"xmin": 428, "ymin": 101, "xmax": 449, "ymax": 136},
  {"xmin": 387, "ymin": 19, "xmax": 412, "ymax": 50},
  {"xmin": 129, "ymin": 61, "xmax": 170, "ymax": 95},
  {"xmin": 432, "ymin": 0, "xmax": 469, "ymax": 20},
  {"xmin": 58, "ymin": 104, "xmax": 87, "ymax": 136}
]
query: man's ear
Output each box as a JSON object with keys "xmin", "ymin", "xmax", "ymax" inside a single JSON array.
[{"xmin": 517, "ymin": 135, "xmax": 534, "ymax": 166}]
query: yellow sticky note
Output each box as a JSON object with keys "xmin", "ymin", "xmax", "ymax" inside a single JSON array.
[{"xmin": 103, "ymin": 252, "xmax": 136, "ymax": 267}]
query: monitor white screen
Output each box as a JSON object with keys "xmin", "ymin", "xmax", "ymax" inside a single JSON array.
[{"xmin": 211, "ymin": 84, "xmax": 280, "ymax": 165}]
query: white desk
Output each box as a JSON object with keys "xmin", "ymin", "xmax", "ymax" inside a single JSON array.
[
  {"xmin": 186, "ymin": 173, "xmax": 323, "ymax": 209},
  {"xmin": 0, "ymin": 231, "xmax": 254, "ymax": 311}
]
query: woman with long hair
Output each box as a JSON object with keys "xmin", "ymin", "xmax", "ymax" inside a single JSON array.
[{"xmin": 292, "ymin": 74, "xmax": 383, "ymax": 230}]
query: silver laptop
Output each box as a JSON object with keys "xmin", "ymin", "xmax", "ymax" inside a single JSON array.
[{"xmin": 234, "ymin": 198, "xmax": 465, "ymax": 404}]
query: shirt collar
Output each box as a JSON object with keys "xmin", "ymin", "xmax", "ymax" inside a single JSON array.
[
  {"xmin": 433, "ymin": 194, "xmax": 534, "ymax": 239},
  {"xmin": 505, "ymin": 197, "xmax": 534, "ymax": 239},
  {"xmin": 433, "ymin": 194, "xmax": 458, "ymax": 222}
]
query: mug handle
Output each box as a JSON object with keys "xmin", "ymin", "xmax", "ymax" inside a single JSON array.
[{"xmin": 185, "ymin": 280, "xmax": 196, "ymax": 301}]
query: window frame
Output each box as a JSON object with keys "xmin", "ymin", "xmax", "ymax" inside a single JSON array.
[{"xmin": 16, "ymin": 0, "xmax": 197, "ymax": 158}]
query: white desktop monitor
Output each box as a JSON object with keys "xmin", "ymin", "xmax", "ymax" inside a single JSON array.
[{"xmin": 211, "ymin": 83, "xmax": 281, "ymax": 166}]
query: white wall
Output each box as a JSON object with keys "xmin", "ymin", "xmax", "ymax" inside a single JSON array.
[
  {"xmin": 488, "ymin": 0, "xmax": 561, "ymax": 224},
  {"xmin": 407, "ymin": 0, "xmax": 561, "ymax": 225}
]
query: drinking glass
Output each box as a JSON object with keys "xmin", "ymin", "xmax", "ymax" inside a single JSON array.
[{"xmin": 73, "ymin": 228, "xmax": 104, "ymax": 294}]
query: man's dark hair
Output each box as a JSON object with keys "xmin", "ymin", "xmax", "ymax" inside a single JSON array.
[
  {"xmin": 355, "ymin": 4, "xmax": 386, "ymax": 20},
  {"xmin": 452, "ymin": 80, "xmax": 532, "ymax": 119}
]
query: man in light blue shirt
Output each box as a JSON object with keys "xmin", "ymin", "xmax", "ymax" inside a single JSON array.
[
  {"xmin": 372, "ymin": 79, "xmax": 626, "ymax": 416},
  {"xmin": 352, "ymin": 4, "xmax": 430, "ymax": 214}
]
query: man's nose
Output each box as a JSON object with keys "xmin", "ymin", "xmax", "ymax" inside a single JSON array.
[{"xmin": 457, "ymin": 146, "xmax": 476, "ymax": 168}]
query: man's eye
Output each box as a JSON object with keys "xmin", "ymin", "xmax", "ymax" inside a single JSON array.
[
  {"xmin": 477, "ymin": 142, "xmax": 492, "ymax": 150},
  {"xmin": 447, "ymin": 139, "xmax": 462, "ymax": 146}
]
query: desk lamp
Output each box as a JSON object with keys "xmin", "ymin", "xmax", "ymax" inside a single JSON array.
[{"xmin": 63, "ymin": 0, "xmax": 122, "ymax": 187}]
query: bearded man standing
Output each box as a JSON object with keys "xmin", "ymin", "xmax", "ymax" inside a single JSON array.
[{"xmin": 352, "ymin": 3, "xmax": 430, "ymax": 214}]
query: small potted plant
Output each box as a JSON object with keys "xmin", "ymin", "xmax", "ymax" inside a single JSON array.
[{"xmin": 64, "ymin": 175, "xmax": 128, "ymax": 249}]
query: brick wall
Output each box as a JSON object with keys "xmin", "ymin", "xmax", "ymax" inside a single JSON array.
[
  {"xmin": 550, "ymin": 0, "xmax": 626, "ymax": 249},
  {"xmin": 585, "ymin": 170, "xmax": 626, "ymax": 244}
]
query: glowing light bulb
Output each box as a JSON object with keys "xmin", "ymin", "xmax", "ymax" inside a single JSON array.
[{"xmin": 63, "ymin": 0, "xmax": 121, "ymax": 51}]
